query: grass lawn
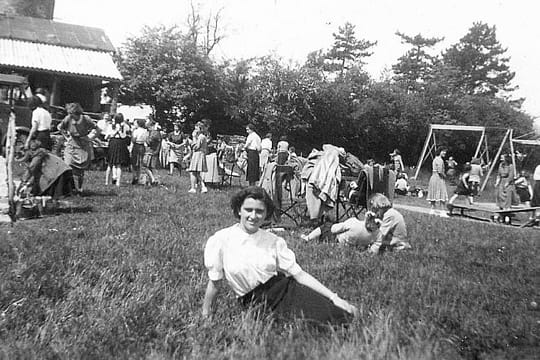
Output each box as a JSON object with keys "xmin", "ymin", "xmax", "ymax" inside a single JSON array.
[{"xmin": 1, "ymin": 170, "xmax": 539, "ymax": 359}]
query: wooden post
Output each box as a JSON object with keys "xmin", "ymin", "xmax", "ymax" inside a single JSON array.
[
  {"xmin": 6, "ymin": 110, "xmax": 16, "ymax": 223},
  {"xmin": 509, "ymin": 129, "xmax": 516, "ymax": 172},
  {"xmin": 481, "ymin": 129, "xmax": 510, "ymax": 192},
  {"xmin": 474, "ymin": 129, "xmax": 485, "ymax": 159},
  {"xmin": 413, "ymin": 125, "xmax": 433, "ymax": 179},
  {"xmin": 50, "ymin": 77, "xmax": 59, "ymax": 107},
  {"xmin": 110, "ymin": 83, "xmax": 119, "ymax": 114}
]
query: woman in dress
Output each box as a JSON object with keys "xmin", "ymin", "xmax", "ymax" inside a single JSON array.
[
  {"xmin": 167, "ymin": 122, "xmax": 186, "ymax": 175},
  {"xmin": 245, "ymin": 124, "xmax": 261, "ymax": 186},
  {"xmin": 202, "ymin": 186, "xmax": 357, "ymax": 324},
  {"xmin": 495, "ymin": 154, "xmax": 517, "ymax": 210},
  {"xmin": 57, "ymin": 103, "xmax": 98, "ymax": 194},
  {"xmin": 427, "ymin": 148, "xmax": 449, "ymax": 217},
  {"xmin": 25, "ymin": 96, "xmax": 52, "ymax": 151},
  {"xmin": 187, "ymin": 121, "xmax": 208, "ymax": 193},
  {"xmin": 105, "ymin": 113, "xmax": 130, "ymax": 186}
]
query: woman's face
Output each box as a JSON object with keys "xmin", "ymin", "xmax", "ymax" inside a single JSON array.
[
  {"xmin": 246, "ymin": 127, "xmax": 252, "ymax": 134},
  {"xmin": 440, "ymin": 150, "xmax": 447, "ymax": 158},
  {"xmin": 238, "ymin": 197, "xmax": 267, "ymax": 234}
]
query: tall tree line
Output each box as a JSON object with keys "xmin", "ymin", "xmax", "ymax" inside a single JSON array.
[{"xmin": 115, "ymin": 21, "xmax": 534, "ymax": 164}]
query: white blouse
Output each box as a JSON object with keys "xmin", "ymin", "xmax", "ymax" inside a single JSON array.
[
  {"xmin": 204, "ymin": 224, "xmax": 302, "ymax": 297},
  {"xmin": 245, "ymin": 132, "xmax": 262, "ymax": 152},
  {"xmin": 32, "ymin": 107, "xmax": 52, "ymax": 131}
]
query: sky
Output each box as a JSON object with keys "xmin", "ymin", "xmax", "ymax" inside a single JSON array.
[{"xmin": 54, "ymin": 0, "xmax": 540, "ymax": 123}]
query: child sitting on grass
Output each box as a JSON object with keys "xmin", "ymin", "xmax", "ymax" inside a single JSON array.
[
  {"xmin": 301, "ymin": 211, "xmax": 380, "ymax": 248},
  {"xmin": 367, "ymin": 193, "xmax": 410, "ymax": 254}
]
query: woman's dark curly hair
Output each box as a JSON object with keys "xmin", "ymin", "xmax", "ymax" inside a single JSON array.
[{"xmin": 230, "ymin": 186, "xmax": 274, "ymax": 220}]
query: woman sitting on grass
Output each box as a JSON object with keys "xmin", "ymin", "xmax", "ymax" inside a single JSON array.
[
  {"xmin": 202, "ymin": 187, "xmax": 358, "ymax": 324},
  {"xmin": 367, "ymin": 193, "xmax": 410, "ymax": 254}
]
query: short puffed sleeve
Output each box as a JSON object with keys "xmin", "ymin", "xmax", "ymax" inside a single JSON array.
[
  {"xmin": 204, "ymin": 234, "xmax": 224, "ymax": 281},
  {"xmin": 275, "ymin": 237, "xmax": 302, "ymax": 276}
]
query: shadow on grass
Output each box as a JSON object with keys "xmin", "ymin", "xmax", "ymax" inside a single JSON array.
[{"xmin": 79, "ymin": 190, "xmax": 118, "ymax": 197}]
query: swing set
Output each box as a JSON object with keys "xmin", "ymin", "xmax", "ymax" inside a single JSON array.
[{"xmin": 413, "ymin": 124, "xmax": 517, "ymax": 193}]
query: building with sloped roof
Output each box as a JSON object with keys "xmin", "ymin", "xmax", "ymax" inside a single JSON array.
[{"xmin": 0, "ymin": 13, "xmax": 122, "ymax": 115}]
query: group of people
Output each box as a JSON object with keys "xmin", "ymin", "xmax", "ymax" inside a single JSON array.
[{"xmin": 426, "ymin": 148, "xmax": 540, "ymax": 218}]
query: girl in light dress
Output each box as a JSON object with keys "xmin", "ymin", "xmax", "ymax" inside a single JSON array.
[
  {"xmin": 427, "ymin": 148, "xmax": 449, "ymax": 217},
  {"xmin": 187, "ymin": 121, "xmax": 208, "ymax": 193}
]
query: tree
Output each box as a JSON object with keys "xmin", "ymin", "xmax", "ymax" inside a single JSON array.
[
  {"xmin": 324, "ymin": 22, "xmax": 377, "ymax": 76},
  {"xmin": 116, "ymin": 25, "xmax": 221, "ymax": 127},
  {"xmin": 442, "ymin": 22, "xmax": 515, "ymax": 96},
  {"xmin": 392, "ymin": 32, "xmax": 443, "ymax": 92},
  {"xmin": 186, "ymin": 1, "xmax": 225, "ymax": 56}
]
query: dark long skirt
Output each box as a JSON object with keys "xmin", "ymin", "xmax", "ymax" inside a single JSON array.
[
  {"xmin": 35, "ymin": 130, "xmax": 52, "ymax": 151},
  {"xmin": 108, "ymin": 138, "xmax": 130, "ymax": 166},
  {"xmin": 239, "ymin": 273, "xmax": 352, "ymax": 326},
  {"xmin": 246, "ymin": 149, "xmax": 260, "ymax": 183},
  {"xmin": 131, "ymin": 143, "xmax": 145, "ymax": 169}
]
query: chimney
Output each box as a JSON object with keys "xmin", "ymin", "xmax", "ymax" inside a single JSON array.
[{"xmin": 0, "ymin": 0, "xmax": 55, "ymax": 19}]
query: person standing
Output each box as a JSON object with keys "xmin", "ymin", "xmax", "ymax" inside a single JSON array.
[
  {"xmin": 130, "ymin": 118, "xmax": 147, "ymax": 185},
  {"xmin": 57, "ymin": 103, "xmax": 98, "ymax": 194},
  {"xmin": 445, "ymin": 156, "xmax": 458, "ymax": 185},
  {"xmin": 245, "ymin": 124, "xmax": 262, "ymax": 186},
  {"xmin": 389, "ymin": 149, "xmax": 404, "ymax": 173},
  {"xmin": 469, "ymin": 158, "xmax": 483, "ymax": 203},
  {"xmin": 25, "ymin": 96, "xmax": 53, "ymax": 151},
  {"xmin": 260, "ymin": 132, "xmax": 273, "ymax": 172},
  {"xmin": 495, "ymin": 154, "xmax": 517, "ymax": 210},
  {"xmin": 104, "ymin": 113, "xmax": 130, "ymax": 187},
  {"xmin": 276, "ymin": 135, "xmax": 290, "ymax": 165},
  {"xmin": 142, "ymin": 116, "xmax": 162, "ymax": 185},
  {"xmin": 531, "ymin": 164, "xmax": 540, "ymax": 219},
  {"xmin": 96, "ymin": 112, "xmax": 112, "ymax": 141},
  {"xmin": 187, "ymin": 121, "xmax": 208, "ymax": 193},
  {"xmin": 167, "ymin": 122, "xmax": 186, "ymax": 175},
  {"xmin": 427, "ymin": 148, "xmax": 449, "ymax": 217}
]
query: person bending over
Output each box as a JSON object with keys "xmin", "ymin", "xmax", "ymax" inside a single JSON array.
[{"xmin": 202, "ymin": 187, "xmax": 358, "ymax": 325}]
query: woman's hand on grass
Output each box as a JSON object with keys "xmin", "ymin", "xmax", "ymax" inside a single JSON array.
[{"xmin": 332, "ymin": 296, "xmax": 358, "ymax": 316}]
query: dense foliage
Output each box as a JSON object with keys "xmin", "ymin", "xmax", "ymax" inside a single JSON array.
[{"xmin": 116, "ymin": 21, "xmax": 534, "ymax": 163}]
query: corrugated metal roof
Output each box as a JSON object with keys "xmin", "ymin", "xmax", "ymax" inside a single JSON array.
[
  {"xmin": 0, "ymin": 39, "xmax": 122, "ymax": 81},
  {"xmin": 0, "ymin": 15, "xmax": 116, "ymax": 52}
]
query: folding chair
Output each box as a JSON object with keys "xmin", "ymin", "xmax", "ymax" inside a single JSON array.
[
  {"xmin": 273, "ymin": 165, "xmax": 307, "ymax": 226},
  {"xmin": 335, "ymin": 170, "xmax": 370, "ymax": 222}
]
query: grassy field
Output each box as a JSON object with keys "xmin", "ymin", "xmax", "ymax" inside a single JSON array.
[{"xmin": 0, "ymin": 170, "xmax": 539, "ymax": 359}]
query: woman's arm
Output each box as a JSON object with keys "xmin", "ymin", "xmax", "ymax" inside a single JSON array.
[
  {"xmin": 292, "ymin": 270, "xmax": 357, "ymax": 315},
  {"xmin": 202, "ymin": 279, "xmax": 221, "ymax": 317}
]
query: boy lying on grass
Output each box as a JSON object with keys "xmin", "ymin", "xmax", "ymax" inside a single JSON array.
[{"xmin": 302, "ymin": 193, "xmax": 410, "ymax": 254}]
